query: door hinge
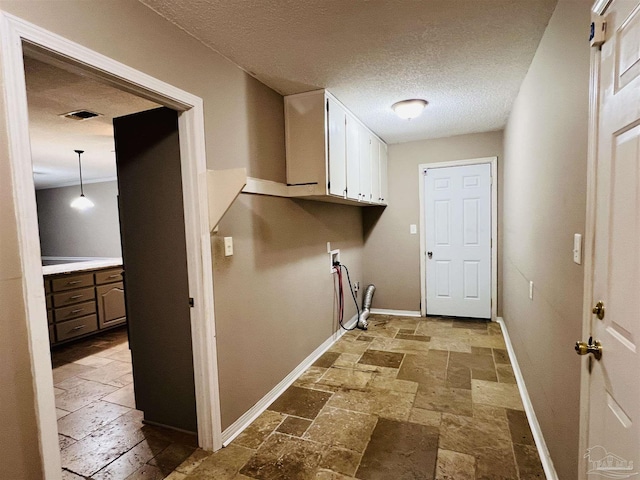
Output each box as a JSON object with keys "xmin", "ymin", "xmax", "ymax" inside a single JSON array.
[
  {"xmin": 326, "ymin": 100, "xmax": 329, "ymax": 112},
  {"xmin": 590, "ymin": 19, "xmax": 606, "ymax": 48},
  {"xmin": 189, "ymin": 297, "xmax": 195, "ymax": 308},
  {"xmin": 328, "ymin": 181, "xmax": 331, "ymax": 190},
  {"xmin": 423, "ymin": 170, "xmax": 428, "ymax": 176}
]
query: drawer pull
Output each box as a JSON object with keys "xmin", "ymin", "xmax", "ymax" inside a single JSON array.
[
  {"xmin": 107, "ymin": 274, "xmax": 120, "ymax": 278},
  {"xmin": 67, "ymin": 280, "xmax": 82, "ymax": 285},
  {"xmin": 69, "ymin": 294, "xmax": 84, "ymax": 300},
  {"xmin": 71, "ymin": 325, "xmax": 86, "ymax": 331},
  {"xmin": 70, "ymin": 309, "xmax": 84, "ymax": 314}
]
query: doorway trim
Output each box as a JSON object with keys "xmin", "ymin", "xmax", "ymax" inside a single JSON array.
[
  {"xmin": 0, "ymin": 11, "xmax": 222, "ymax": 477},
  {"xmin": 418, "ymin": 157, "xmax": 498, "ymax": 319}
]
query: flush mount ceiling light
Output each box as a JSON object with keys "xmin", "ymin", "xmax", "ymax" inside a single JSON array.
[
  {"xmin": 70, "ymin": 149, "xmax": 95, "ymax": 210},
  {"xmin": 391, "ymin": 99, "xmax": 428, "ymax": 120}
]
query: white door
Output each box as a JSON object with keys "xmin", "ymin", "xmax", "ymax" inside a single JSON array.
[
  {"xmin": 425, "ymin": 163, "xmax": 491, "ymax": 318},
  {"xmin": 582, "ymin": 0, "xmax": 640, "ymax": 475}
]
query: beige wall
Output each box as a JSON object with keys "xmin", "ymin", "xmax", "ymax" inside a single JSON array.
[
  {"xmin": 0, "ymin": 0, "xmax": 363, "ymax": 474},
  {"xmin": 363, "ymin": 131, "xmax": 503, "ymax": 312},
  {"xmin": 502, "ymin": 1, "xmax": 590, "ymax": 478},
  {"xmin": 214, "ymin": 195, "xmax": 362, "ymax": 427},
  {"xmin": 36, "ymin": 181, "xmax": 122, "ymax": 258}
]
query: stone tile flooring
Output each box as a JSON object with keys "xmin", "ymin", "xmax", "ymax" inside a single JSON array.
[
  {"xmin": 51, "ymin": 327, "xmax": 198, "ymax": 479},
  {"xmin": 167, "ymin": 315, "xmax": 545, "ymax": 480},
  {"xmin": 51, "ymin": 316, "xmax": 545, "ymax": 479}
]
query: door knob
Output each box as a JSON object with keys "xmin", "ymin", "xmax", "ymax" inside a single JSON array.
[
  {"xmin": 427, "ymin": 251, "xmax": 433, "ymax": 259},
  {"xmin": 575, "ymin": 336, "xmax": 602, "ymax": 360},
  {"xmin": 592, "ymin": 300, "xmax": 605, "ymax": 320}
]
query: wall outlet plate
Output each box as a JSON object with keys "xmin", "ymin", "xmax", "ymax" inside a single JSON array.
[{"xmin": 330, "ymin": 249, "xmax": 340, "ymax": 273}]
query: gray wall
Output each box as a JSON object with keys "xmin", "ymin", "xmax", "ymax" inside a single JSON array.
[
  {"xmin": 502, "ymin": 1, "xmax": 590, "ymax": 478},
  {"xmin": 36, "ymin": 180, "xmax": 122, "ymax": 258},
  {"xmin": 363, "ymin": 131, "xmax": 504, "ymax": 312},
  {"xmin": 0, "ymin": 0, "xmax": 362, "ymax": 475}
]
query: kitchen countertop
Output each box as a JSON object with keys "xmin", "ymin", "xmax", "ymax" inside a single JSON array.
[{"xmin": 42, "ymin": 258, "xmax": 123, "ymax": 276}]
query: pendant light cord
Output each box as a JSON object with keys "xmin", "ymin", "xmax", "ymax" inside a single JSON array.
[{"xmin": 75, "ymin": 149, "xmax": 85, "ymax": 196}]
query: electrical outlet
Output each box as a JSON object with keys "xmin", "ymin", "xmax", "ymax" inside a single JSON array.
[
  {"xmin": 330, "ymin": 249, "xmax": 340, "ymax": 273},
  {"xmin": 354, "ymin": 281, "xmax": 360, "ymax": 293}
]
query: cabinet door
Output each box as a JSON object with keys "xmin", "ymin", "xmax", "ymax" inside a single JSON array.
[
  {"xmin": 327, "ymin": 97, "xmax": 347, "ymax": 197},
  {"xmin": 96, "ymin": 282, "xmax": 126, "ymax": 329},
  {"xmin": 370, "ymin": 136, "xmax": 381, "ymax": 203},
  {"xmin": 359, "ymin": 125, "xmax": 372, "ymax": 202},
  {"xmin": 345, "ymin": 113, "xmax": 360, "ymax": 201},
  {"xmin": 379, "ymin": 142, "xmax": 388, "ymax": 205}
]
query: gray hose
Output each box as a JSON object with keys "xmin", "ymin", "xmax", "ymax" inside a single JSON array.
[{"xmin": 357, "ymin": 284, "xmax": 376, "ymax": 330}]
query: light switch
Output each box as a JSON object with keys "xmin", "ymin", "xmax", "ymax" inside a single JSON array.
[
  {"xmin": 529, "ymin": 281, "xmax": 534, "ymax": 300},
  {"xmin": 224, "ymin": 236, "xmax": 233, "ymax": 256},
  {"xmin": 573, "ymin": 234, "xmax": 582, "ymax": 265},
  {"xmin": 410, "ymin": 224, "xmax": 417, "ymax": 234}
]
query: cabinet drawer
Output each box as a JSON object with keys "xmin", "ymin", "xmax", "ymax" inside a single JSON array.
[
  {"xmin": 54, "ymin": 301, "xmax": 96, "ymax": 323},
  {"xmin": 47, "ymin": 309, "xmax": 54, "ymax": 325},
  {"xmin": 95, "ymin": 268, "xmax": 123, "ymax": 285},
  {"xmin": 53, "ymin": 287, "xmax": 96, "ymax": 308},
  {"xmin": 56, "ymin": 314, "xmax": 98, "ymax": 342},
  {"xmin": 52, "ymin": 273, "xmax": 94, "ymax": 292}
]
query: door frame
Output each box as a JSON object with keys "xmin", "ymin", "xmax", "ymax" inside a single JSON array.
[
  {"xmin": 418, "ymin": 157, "xmax": 498, "ymax": 320},
  {"xmin": 578, "ymin": 1, "xmax": 608, "ymax": 477},
  {"xmin": 0, "ymin": 11, "xmax": 222, "ymax": 478}
]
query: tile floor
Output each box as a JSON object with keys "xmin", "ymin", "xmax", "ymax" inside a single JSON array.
[
  {"xmin": 168, "ymin": 314, "xmax": 545, "ymax": 480},
  {"xmin": 51, "ymin": 327, "xmax": 198, "ymax": 479},
  {"xmin": 52, "ymin": 315, "xmax": 545, "ymax": 479}
]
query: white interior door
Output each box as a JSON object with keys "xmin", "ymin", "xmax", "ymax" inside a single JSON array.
[
  {"xmin": 583, "ymin": 0, "xmax": 640, "ymax": 474},
  {"xmin": 425, "ymin": 163, "xmax": 491, "ymax": 318}
]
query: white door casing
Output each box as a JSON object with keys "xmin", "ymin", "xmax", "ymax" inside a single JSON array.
[
  {"xmin": 0, "ymin": 11, "xmax": 222, "ymax": 478},
  {"xmin": 580, "ymin": 0, "xmax": 640, "ymax": 476},
  {"xmin": 424, "ymin": 163, "xmax": 492, "ymax": 319}
]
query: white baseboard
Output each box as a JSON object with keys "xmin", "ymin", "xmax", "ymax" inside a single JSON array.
[
  {"xmin": 369, "ymin": 308, "xmax": 422, "ymax": 317},
  {"xmin": 221, "ymin": 314, "xmax": 358, "ymax": 446},
  {"xmin": 497, "ymin": 317, "xmax": 558, "ymax": 480}
]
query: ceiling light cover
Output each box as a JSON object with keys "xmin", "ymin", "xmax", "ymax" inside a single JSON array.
[
  {"xmin": 70, "ymin": 149, "xmax": 94, "ymax": 210},
  {"xmin": 392, "ymin": 99, "xmax": 428, "ymax": 119}
]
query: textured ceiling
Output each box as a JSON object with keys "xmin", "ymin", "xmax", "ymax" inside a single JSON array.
[
  {"xmin": 25, "ymin": 57, "xmax": 159, "ymax": 189},
  {"xmin": 139, "ymin": 0, "xmax": 557, "ymax": 144}
]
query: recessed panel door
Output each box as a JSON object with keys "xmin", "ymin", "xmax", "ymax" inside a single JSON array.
[
  {"xmin": 584, "ymin": 1, "xmax": 640, "ymax": 473},
  {"xmin": 425, "ymin": 163, "xmax": 491, "ymax": 318}
]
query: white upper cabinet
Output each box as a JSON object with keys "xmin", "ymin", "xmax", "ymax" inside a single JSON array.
[
  {"xmin": 327, "ymin": 97, "xmax": 347, "ymax": 197},
  {"xmin": 358, "ymin": 124, "xmax": 372, "ymax": 203},
  {"xmin": 285, "ymin": 89, "xmax": 387, "ymax": 206},
  {"xmin": 370, "ymin": 136, "xmax": 380, "ymax": 204},
  {"xmin": 345, "ymin": 113, "xmax": 360, "ymax": 201},
  {"xmin": 379, "ymin": 142, "xmax": 388, "ymax": 205}
]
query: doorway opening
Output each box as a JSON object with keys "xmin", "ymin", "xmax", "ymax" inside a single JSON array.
[
  {"xmin": 418, "ymin": 157, "xmax": 498, "ymax": 320},
  {"xmin": 1, "ymin": 12, "xmax": 221, "ymax": 478},
  {"xmin": 26, "ymin": 55, "xmax": 203, "ymax": 476}
]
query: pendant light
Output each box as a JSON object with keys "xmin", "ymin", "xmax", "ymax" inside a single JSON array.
[{"xmin": 70, "ymin": 149, "xmax": 94, "ymax": 210}]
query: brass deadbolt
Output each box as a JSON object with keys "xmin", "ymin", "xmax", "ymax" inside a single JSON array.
[{"xmin": 592, "ymin": 301, "xmax": 605, "ymax": 320}]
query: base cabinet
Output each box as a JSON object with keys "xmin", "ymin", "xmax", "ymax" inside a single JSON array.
[
  {"xmin": 45, "ymin": 266, "xmax": 126, "ymax": 346},
  {"xmin": 97, "ymin": 282, "xmax": 126, "ymax": 329}
]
